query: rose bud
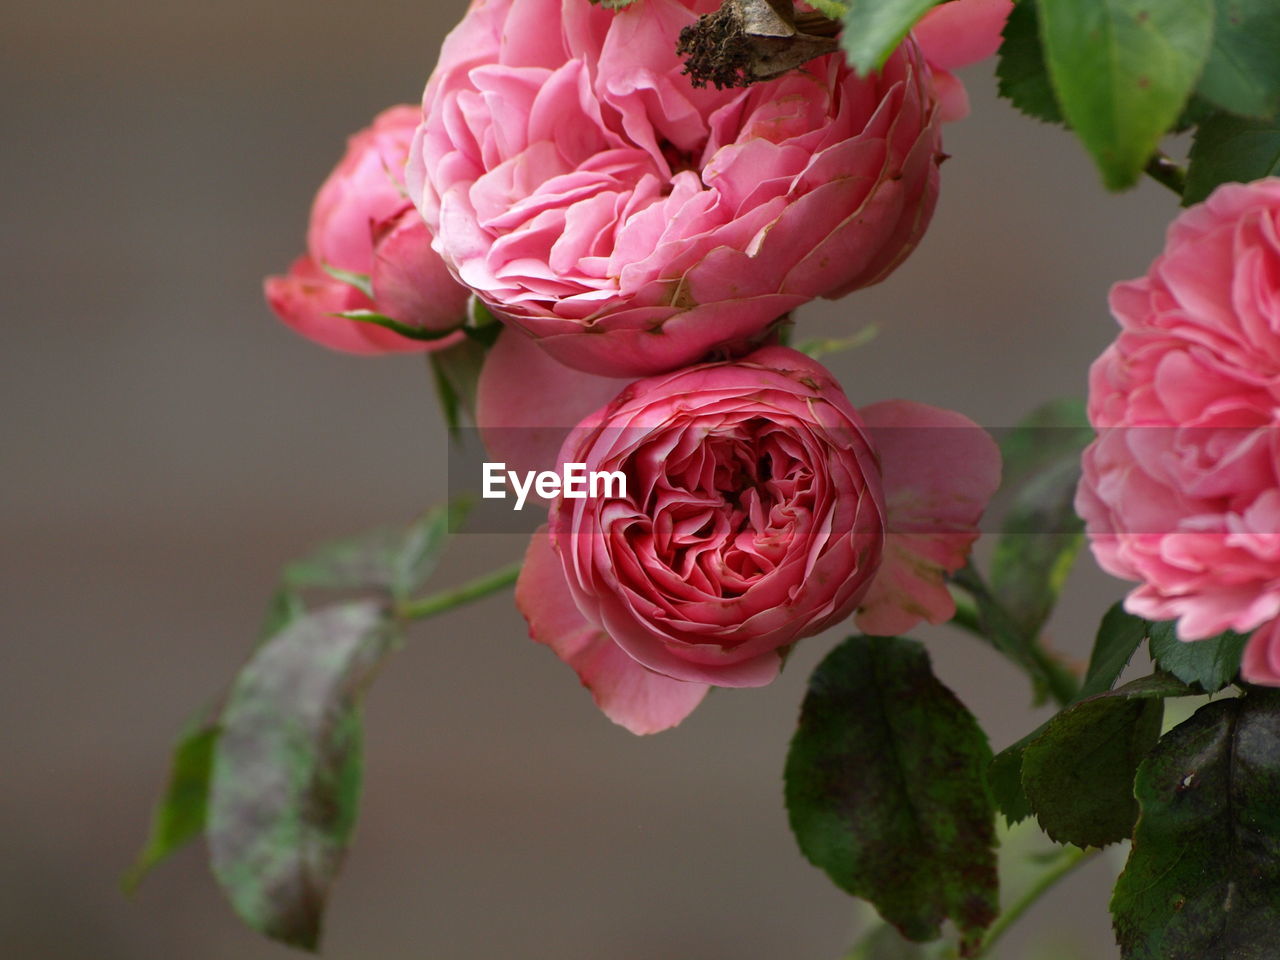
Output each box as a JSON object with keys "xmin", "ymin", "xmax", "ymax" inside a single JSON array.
[
  {"xmin": 265, "ymin": 105, "xmax": 469, "ymax": 354},
  {"xmin": 407, "ymin": 0, "xmax": 1008, "ymax": 378},
  {"xmin": 1076, "ymin": 178, "xmax": 1280, "ymax": 685},
  {"xmin": 480, "ymin": 334, "xmax": 999, "ymax": 732}
]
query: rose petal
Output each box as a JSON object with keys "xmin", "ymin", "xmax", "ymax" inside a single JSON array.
[
  {"xmin": 516, "ymin": 530, "xmax": 709, "ymax": 733},
  {"xmin": 855, "ymin": 399, "xmax": 1001, "ymax": 634},
  {"xmin": 913, "ymin": 0, "xmax": 1014, "ymax": 72}
]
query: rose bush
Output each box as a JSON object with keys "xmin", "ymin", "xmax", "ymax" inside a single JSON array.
[
  {"xmin": 408, "ymin": 0, "xmax": 1009, "ymax": 377},
  {"xmin": 481, "ymin": 335, "xmax": 1000, "ymax": 732},
  {"xmin": 1076, "ymin": 178, "xmax": 1280, "ymax": 685},
  {"xmin": 265, "ymin": 105, "xmax": 469, "ymax": 354}
]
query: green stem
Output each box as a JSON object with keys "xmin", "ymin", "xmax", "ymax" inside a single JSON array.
[
  {"xmin": 1144, "ymin": 153, "xmax": 1187, "ymax": 197},
  {"xmin": 950, "ymin": 566, "xmax": 1078, "ymax": 708},
  {"xmin": 972, "ymin": 847, "xmax": 1098, "ymax": 958},
  {"xmin": 397, "ymin": 561, "xmax": 522, "ymax": 620}
]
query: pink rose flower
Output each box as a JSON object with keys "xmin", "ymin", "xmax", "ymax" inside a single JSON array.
[
  {"xmin": 265, "ymin": 105, "xmax": 469, "ymax": 354},
  {"xmin": 482, "ymin": 334, "xmax": 999, "ymax": 732},
  {"xmin": 408, "ymin": 0, "xmax": 1005, "ymax": 378},
  {"xmin": 1076, "ymin": 178, "xmax": 1280, "ymax": 685}
]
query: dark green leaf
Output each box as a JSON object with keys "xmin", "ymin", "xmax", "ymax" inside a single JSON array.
[
  {"xmin": 996, "ymin": 0, "xmax": 1064, "ymax": 124},
  {"xmin": 208, "ymin": 603, "xmax": 399, "ymax": 951},
  {"xmin": 1080, "ymin": 603, "xmax": 1149, "ymax": 698},
  {"xmin": 1112, "ymin": 689, "xmax": 1280, "ymax": 959},
  {"xmin": 1039, "ymin": 0, "xmax": 1214, "ymax": 189},
  {"xmin": 1198, "ymin": 0, "xmax": 1280, "ymax": 119},
  {"xmin": 1021, "ymin": 675, "xmax": 1182, "ymax": 847},
  {"xmin": 1148, "ymin": 620, "xmax": 1248, "ymax": 692},
  {"xmin": 992, "ymin": 611, "xmax": 1170, "ymax": 828},
  {"xmin": 1185, "ymin": 112, "xmax": 1280, "ymax": 204},
  {"xmin": 123, "ymin": 715, "xmax": 220, "ymax": 893},
  {"xmin": 282, "ymin": 500, "xmax": 467, "ymax": 604},
  {"xmin": 785, "ymin": 636, "xmax": 998, "ymax": 946},
  {"xmin": 332, "ymin": 310, "xmax": 459, "ymax": 342},
  {"xmin": 841, "ymin": 0, "xmax": 940, "ymax": 75}
]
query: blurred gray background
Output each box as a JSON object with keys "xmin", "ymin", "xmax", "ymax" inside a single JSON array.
[{"xmin": 3, "ymin": 1, "xmax": 1178, "ymax": 957}]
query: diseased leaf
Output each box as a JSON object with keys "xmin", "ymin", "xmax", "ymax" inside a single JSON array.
[
  {"xmin": 1112, "ymin": 689, "xmax": 1280, "ymax": 959},
  {"xmin": 1185, "ymin": 112, "xmax": 1280, "ymax": 204},
  {"xmin": 785, "ymin": 636, "xmax": 998, "ymax": 947},
  {"xmin": 283, "ymin": 500, "xmax": 467, "ymax": 604},
  {"xmin": 1147, "ymin": 620, "xmax": 1249, "ymax": 692},
  {"xmin": 841, "ymin": 0, "xmax": 940, "ymax": 75},
  {"xmin": 1038, "ymin": 0, "xmax": 1214, "ymax": 189},
  {"xmin": 1020, "ymin": 675, "xmax": 1183, "ymax": 847},
  {"xmin": 996, "ymin": 0, "xmax": 1064, "ymax": 124},
  {"xmin": 124, "ymin": 715, "xmax": 220, "ymax": 893},
  {"xmin": 1198, "ymin": 0, "xmax": 1280, "ymax": 120},
  {"xmin": 208, "ymin": 603, "xmax": 399, "ymax": 950}
]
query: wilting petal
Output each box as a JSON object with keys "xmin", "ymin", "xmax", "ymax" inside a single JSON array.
[
  {"xmin": 516, "ymin": 531, "xmax": 709, "ymax": 733},
  {"xmin": 856, "ymin": 399, "xmax": 1000, "ymax": 634}
]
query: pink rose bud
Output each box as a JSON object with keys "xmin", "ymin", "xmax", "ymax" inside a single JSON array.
[
  {"xmin": 265, "ymin": 105, "xmax": 469, "ymax": 354},
  {"xmin": 487, "ymin": 337, "xmax": 999, "ymax": 733},
  {"xmin": 407, "ymin": 0, "xmax": 950, "ymax": 377},
  {"xmin": 1076, "ymin": 178, "xmax": 1280, "ymax": 685}
]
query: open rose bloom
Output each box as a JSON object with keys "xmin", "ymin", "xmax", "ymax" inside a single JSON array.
[
  {"xmin": 483, "ymin": 337, "xmax": 1000, "ymax": 732},
  {"xmin": 408, "ymin": 0, "xmax": 1008, "ymax": 377},
  {"xmin": 1077, "ymin": 179, "xmax": 1280, "ymax": 685},
  {"xmin": 265, "ymin": 106, "xmax": 470, "ymax": 354}
]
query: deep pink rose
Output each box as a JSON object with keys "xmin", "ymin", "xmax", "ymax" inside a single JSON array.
[
  {"xmin": 482, "ymin": 335, "xmax": 1000, "ymax": 732},
  {"xmin": 265, "ymin": 105, "xmax": 469, "ymax": 354},
  {"xmin": 1076, "ymin": 178, "xmax": 1280, "ymax": 685},
  {"xmin": 407, "ymin": 0, "xmax": 1011, "ymax": 377}
]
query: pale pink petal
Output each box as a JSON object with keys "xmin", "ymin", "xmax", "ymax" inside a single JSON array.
[
  {"xmin": 516, "ymin": 531, "xmax": 710, "ymax": 734},
  {"xmin": 475, "ymin": 328, "xmax": 629, "ymax": 477},
  {"xmin": 855, "ymin": 400, "xmax": 1001, "ymax": 634},
  {"xmin": 913, "ymin": 0, "xmax": 1014, "ymax": 72}
]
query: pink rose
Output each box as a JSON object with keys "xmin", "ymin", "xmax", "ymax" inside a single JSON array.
[
  {"xmin": 1076, "ymin": 178, "xmax": 1280, "ymax": 685},
  {"xmin": 265, "ymin": 105, "xmax": 469, "ymax": 354},
  {"xmin": 407, "ymin": 0, "xmax": 962, "ymax": 377},
  {"xmin": 482, "ymin": 334, "xmax": 1000, "ymax": 732}
]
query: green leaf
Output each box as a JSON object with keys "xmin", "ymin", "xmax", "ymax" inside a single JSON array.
[
  {"xmin": 996, "ymin": 0, "xmax": 1064, "ymax": 124},
  {"xmin": 1080, "ymin": 602, "xmax": 1149, "ymax": 698},
  {"xmin": 1198, "ymin": 0, "xmax": 1280, "ymax": 120},
  {"xmin": 807, "ymin": 0, "xmax": 851, "ymax": 18},
  {"xmin": 208, "ymin": 603, "xmax": 399, "ymax": 951},
  {"xmin": 1112, "ymin": 689, "xmax": 1280, "ymax": 959},
  {"xmin": 319, "ymin": 263, "xmax": 373, "ymax": 299},
  {"xmin": 1147, "ymin": 620, "xmax": 1249, "ymax": 692},
  {"xmin": 841, "ymin": 0, "xmax": 940, "ymax": 75},
  {"xmin": 588, "ymin": 0, "xmax": 637, "ymax": 8},
  {"xmin": 991, "ymin": 609, "xmax": 1165, "ymax": 827},
  {"xmin": 260, "ymin": 588, "xmax": 305, "ymax": 643},
  {"xmin": 1038, "ymin": 0, "xmax": 1215, "ymax": 189},
  {"xmin": 123, "ymin": 714, "xmax": 220, "ymax": 894},
  {"xmin": 282, "ymin": 500, "xmax": 467, "ymax": 604},
  {"xmin": 998, "ymin": 398, "xmax": 1091, "ymax": 490},
  {"xmin": 332, "ymin": 310, "xmax": 460, "ymax": 342},
  {"xmin": 794, "ymin": 324, "xmax": 879, "ymax": 360},
  {"xmin": 1184, "ymin": 112, "xmax": 1280, "ymax": 204},
  {"xmin": 1021, "ymin": 675, "xmax": 1184, "ymax": 847},
  {"xmin": 785, "ymin": 636, "xmax": 998, "ymax": 947}
]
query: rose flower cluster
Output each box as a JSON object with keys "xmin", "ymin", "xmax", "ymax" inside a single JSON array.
[
  {"xmin": 265, "ymin": 0, "xmax": 1012, "ymax": 732},
  {"xmin": 1078, "ymin": 179, "xmax": 1280, "ymax": 686}
]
